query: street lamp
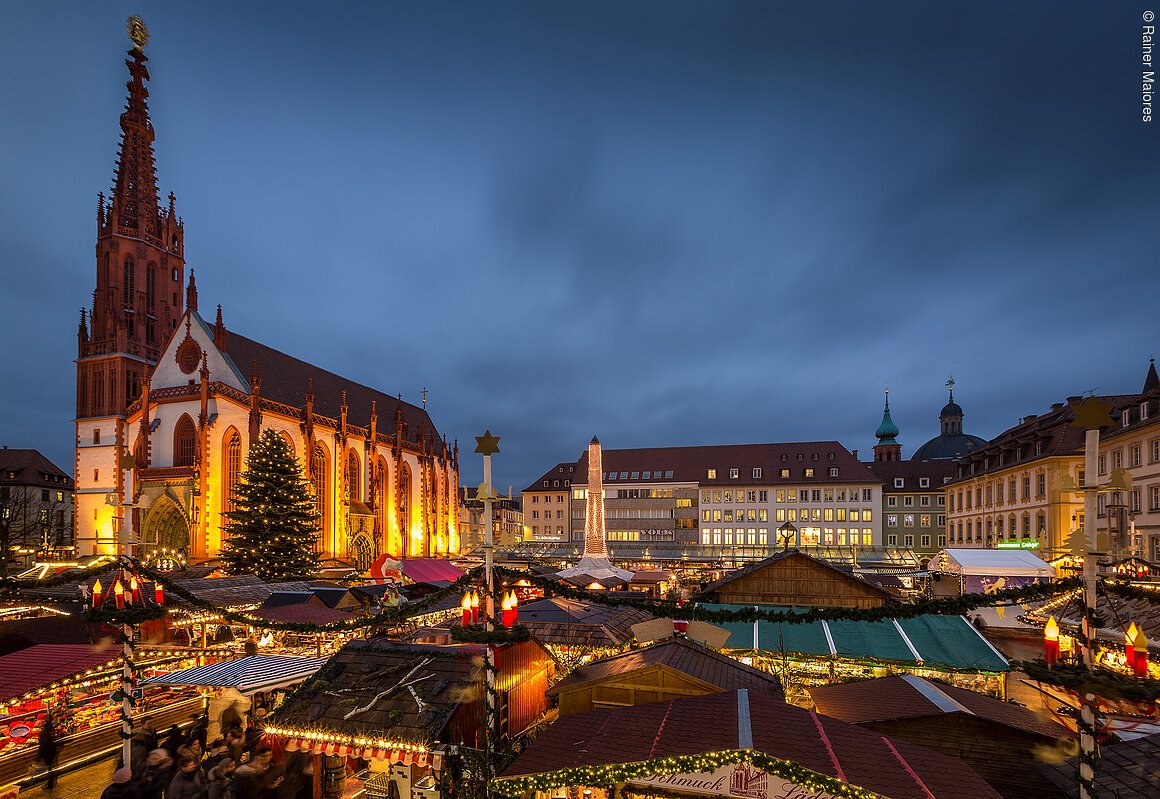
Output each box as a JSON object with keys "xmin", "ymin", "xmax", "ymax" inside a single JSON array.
[{"xmin": 777, "ymin": 521, "xmax": 798, "ymax": 552}]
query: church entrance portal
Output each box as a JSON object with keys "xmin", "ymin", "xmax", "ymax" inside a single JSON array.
[{"xmin": 141, "ymin": 497, "xmax": 190, "ymax": 557}]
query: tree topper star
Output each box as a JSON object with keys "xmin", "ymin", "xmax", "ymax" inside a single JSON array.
[
  {"xmin": 1071, "ymin": 397, "xmax": 1114, "ymax": 430},
  {"xmin": 474, "ymin": 430, "xmax": 501, "ymax": 456}
]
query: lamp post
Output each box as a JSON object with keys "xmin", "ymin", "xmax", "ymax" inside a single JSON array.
[
  {"xmin": 777, "ymin": 521, "xmax": 798, "ymax": 552},
  {"xmin": 473, "ymin": 430, "xmax": 501, "ymax": 795}
]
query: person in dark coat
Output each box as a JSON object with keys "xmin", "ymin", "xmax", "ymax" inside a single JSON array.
[
  {"xmin": 37, "ymin": 715, "xmax": 60, "ymax": 789},
  {"xmin": 168, "ymin": 755, "xmax": 207, "ymax": 799},
  {"xmin": 101, "ymin": 767, "xmax": 142, "ymax": 799},
  {"xmin": 233, "ymin": 749, "xmax": 280, "ymax": 799},
  {"xmin": 163, "ymin": 724, "xmax": 185, "ymax": 760},
  {"xmin": 138, "ymin": 749, "xmax": 175, "ymax": 799},
  {"xmin": 189, "ymin": 712, "xmax": 209, "ymax": 753}
]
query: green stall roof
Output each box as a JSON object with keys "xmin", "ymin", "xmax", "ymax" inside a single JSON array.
[{"xmin": 695, "ymin": 603, "xmax": 1008, "ymax": 672}]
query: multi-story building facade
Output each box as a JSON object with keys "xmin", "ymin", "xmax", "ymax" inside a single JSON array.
[
  {"xmin": 945, "ymin": 401, "xmax": 1100, "ymax": 555},
  {"xmin": 521, "ymin": 463, "xmax": 576, "ymax": 541},
  {"xmin": 0, "ymin": 449, "xmax": 75, "ymax": 567},
  {"xmin": 864, "ymin": 391, "xmax": 955, "ymax": 562},
  {"xmin": 458, "ymin": 487, "xmax": 523, "ymax": 551},
  {"xmin": 525, "ymin": 442, "xmax": 884, "ymax": 562},
  {"xmin": 1092, "ymin": 360, "xmax": 1160, "ymax": 560}
]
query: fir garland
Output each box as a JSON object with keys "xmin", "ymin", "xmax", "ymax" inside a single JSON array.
[
  {"xmin": 0, "ymin": 559, "xmax": 120, "ymax": 594},
  {"xmin": 83, "ymin": 602, "xmax": 168, "ymax": 625},
  {"xmin": 449, "ymin": 624, "xmax": 532, "ymax": 645},
  {"xmin": 492, "ymin": 748, "xmax": 888, "ymax": 799},
  {"xmin": 1015, "ymin": 659, "xmax": 1160, "ymax": 703}
]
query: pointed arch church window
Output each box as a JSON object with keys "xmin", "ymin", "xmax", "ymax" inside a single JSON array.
[
  {"xmin": 348, "ymin": 451, "xmax": 360, "ymax": 502},
  {"xmin": 123, "ymin": 256, "xmax": 135, "ymax": 308},
  {"xmin": 174, "ymin": 415, "xmax": 196, "ymax": 467},
  {"xmin": 312, "ymin": 444, "xmax": 328, "ymax": 545},
  {"xmin": 225, "ymin": 431, "xmax": 242, "ymax": 516}
]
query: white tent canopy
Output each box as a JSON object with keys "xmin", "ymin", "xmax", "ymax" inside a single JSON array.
[
  {"xmin": 932, "ymin": 549, "xmax": 1055, "ymax": 578},
  {"xmin": 145, "ymin": 655, "xmax": 326, "ymax": 696}
]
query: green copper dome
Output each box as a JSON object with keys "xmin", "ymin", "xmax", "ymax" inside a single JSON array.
[{"xmin": 875, "ymin": 392, "xmax": 900, "ymax": 444}]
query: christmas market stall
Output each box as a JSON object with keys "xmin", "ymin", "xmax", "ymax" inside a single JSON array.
[
  {"xmin": 0, "ymin": 644, "xmax": 201, "ymax": 785},
  {"xmin": 509, "ymin": 596, "xmax": 655, "ymax": 673},
  {"xmin": 494, "ymin": 687, "xmax": 1002, "ymax": 799},
  {"xmin": 698, "ymin": 550, "xmax": 896, "ymax": 609},
  {"xmin": 1037, "ymin": 729, "xmax": 1160, "ymax": 798},
  {"xmin": 548, "ymin": 636, "xmax": 783, "ymax": 717},
  {"xmin": 701, "ymin": 603, "xmax": 1010, "ymax": 701},
  {"xmin": 808, "ymin": 674, "xmax": 1072, "ymax": 799},
  {"xmin": 145, "ymin": 654, "xmax": 326, "ymax": 739},
  {"xmin": 929, "ymin": 549, "xmax": 1054, "ymax": 598},
  {"xmin": 266, "ymin": 636, "xmax": 554, "ymax": 799}
]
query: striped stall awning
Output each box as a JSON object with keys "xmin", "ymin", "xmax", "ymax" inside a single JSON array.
[
  {"xmin": 144, "ymin": 655, "xmax": 326, "ymax": 695},
  {"xmin": 282, "ymin": 738, "xmax": 441, "ymax": 769}
]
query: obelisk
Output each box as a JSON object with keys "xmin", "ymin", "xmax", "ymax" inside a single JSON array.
[{"xmin": 558, "ymin": 436, "xmax": 633, "ymax": 582}]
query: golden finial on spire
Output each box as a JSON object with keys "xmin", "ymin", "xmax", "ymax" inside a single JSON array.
[{"xmin": 127, "ymin": 16, "xmax": 150, "ymax": 50}]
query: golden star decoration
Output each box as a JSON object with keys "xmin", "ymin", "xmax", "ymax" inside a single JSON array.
[
  {"xmin": 1071, "ymin": 396, "xmax": 1114, "ymax": 430},
  {"xmin": 474, "ymin": 430, "xmax": 501, "ymax": 456}
]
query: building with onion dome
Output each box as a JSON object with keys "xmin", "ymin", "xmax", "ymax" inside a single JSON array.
[{"xmin": 912, "ymin": 381, "xmax": 987, "ymax": 461}]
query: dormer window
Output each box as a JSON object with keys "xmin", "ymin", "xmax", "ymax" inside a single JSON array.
[
  {"xmin": 779, "ymin": 469, "xmax": 790, "ymax": 478},
  {"xmin": 707, "ymin": 468, "xmax": 717, "ymax": 479},
  {"xmin": 1142, "ymin": 403, "xmax": 1150, "ymax": 420},
  {"xmin": 811, "ymin": 453, "xmax": 819, "ymax": 461},
  {"xmin": 805, "ymin": 468, "xmax": 815, "ymax": 478},
  {"xmin": 753, "ymin": 467, "xmax": 762, "ymax": 479},
  {"xmin": 796, "ymin": 454, "xmax": 804, "ymax": 461},
  {"xmin": 919, "ymin": 477, "xmax": 930, "ymax": 488},
  {"xmin": 893, "ymin": 478, "xmax": 905, "ymax": 489},
  {"xmin": 1035, "ymin": 441, "xmax": 1043, "ymax": 456},
  {"xmin": 1123, "ymin": 410, "xmax": 1132, "ymax": 428},
  {"xmin": 780, "ymin": 454, "xmax": 788, "ymax": 462},
  {"xmin": 828, "ymin": 453, "xmax": 835, "ymax": 460},
  {"xmin": 729, "ymin": 468, "xmax": 739, "ymax": 479},
  {"xmin": 828, "ymin": 467, "xmax": 839, "ymax": 477}
]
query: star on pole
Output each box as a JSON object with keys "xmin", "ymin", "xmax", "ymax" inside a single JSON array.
[
  {"xmin": 474, "ymin": 430, "xmax": 501, "ymax": 456},
  {"xmin": 1071, "ymin": 396, "xmax": 1114, "ymax": 430}
]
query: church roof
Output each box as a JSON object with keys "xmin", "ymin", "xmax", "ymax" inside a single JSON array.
[
  {"xmin": 912, "ymin": 432, "xmax": 987, "ymax": 461},
  {"xmin": 222, "ymin": 329, "xmax": 440, "ymax": 442},
  {"xmin": 1145, "ymin": 358, "xmax": 1160, "ymax": 393},
  {"xmin": 875, "ymin": 394, "xmax": 900, "ymax": 443}
]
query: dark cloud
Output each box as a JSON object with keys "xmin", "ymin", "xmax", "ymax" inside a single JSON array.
[{"xmin": 0, "ymin": 2, "xmax": 1155, "ymax": 492}]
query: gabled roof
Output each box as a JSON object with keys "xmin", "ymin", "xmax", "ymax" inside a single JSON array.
[
  {"xmin": 0, "ymin": 644, "xmax": 121, "ymax": 702},
  {"xmin": 0, "ymin": 449, "xmax": 73, "ymax": 486},
  {"xmin": 261, "ymin": 591, "xmax": 315, "ymax": 608},
  {"xmin": 522, "ymin": 462, "xmax": 578, "ymax": 494},
  {"xmin": 1038, "ymin": 731, "xmax": 1160, "ymax": 798},
  {"xmin": 501, "ymin": 689, "xmax": 1001, "ymax": 799},
  {"xmin": 932, "ymin": 548, "xmax": 1054, "ymax": 576},
  {"xmin": 701, "ymin": 549, "xmax": 895, "ymax": 601},
  {"xmin": 865, "ymin": 459, "xmax": 956, "ymax": 489},
  {"xmin": 310, "ymin": 587, "xmax": 353, "ymax": 608},
  {"xmin": 0, "ymin": 614, "xmax": 94, "ymax": 656},
  {"xmin": 249, "ymin": 604, "xmax": 352, "ymax": 626},
  {"xmin": 517, "ymin": 597, "xmax": 655, "ymax": 648},
  {"xmin": 170, "ymin": 575, "xmax": 316, "ymax": 608},
  {"xmin": 809, "ymin": 674, "xmax": 1068, "ymax": 739},
  {"xmin": 221, "ymin": 328, "xmax": 439, "ymax": 442},
  {"xmin": 271, "ymin": 639, "xmax": 489, "ymax": 745},
  {"xmin": 547, "ymin": 637, "xmax": 783, "ymax": 698}
]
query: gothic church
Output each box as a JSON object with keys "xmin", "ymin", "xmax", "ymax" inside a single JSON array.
[{"xmin": 74, "ymin": 32, "xmax": 460, "ymax": 569}]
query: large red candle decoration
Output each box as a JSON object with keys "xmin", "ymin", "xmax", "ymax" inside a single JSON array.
[
  {"xmin": 1132, "ymin": 626, "xmax": 1149, "ymax": 678},
  {"xmin": 154, "ymin": 581, "xmax": 164, "ymax": 605},
  {"xmin": 470, "ymin": 590, "xmax": 480, "ymax": 624},
  {"xmin": 1126, "ymin": 622, "xmax": 1139, "ymax": 671},
  {"xmin": 91, "ymin": 578, "xmax": 103, "ymax": 608},
  {"xmin": 129, "ymin": 575, "xmax": 140, "ymax": 604},
  {"xmin": 461, "ymin": 592, "xmax": 472, "ymax": 627},
  {"xmin": 501, "ymin": 592, "xmax": 514, "ymax": 628},
  {"xmin": 1044, "ymin": 616, "xmax": 1060, "ymax": 666},
  {"xmin": 113, "ymin": 580, "xmax": 125, "ymax": 610},
  {"xmin": 510, "ymin": 590, "xmax": 519, "ymax": 625}
]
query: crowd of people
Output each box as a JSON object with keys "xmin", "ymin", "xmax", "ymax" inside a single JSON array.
[{"xmin": 98, "ymin": 712, "xmax": 312, "ymax": 799}]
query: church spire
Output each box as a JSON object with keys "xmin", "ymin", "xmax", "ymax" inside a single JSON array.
[
  {"xmin": 1144, "ymin": 358, "xmax": 1159, "ymax": 393},
  {"xmin": 109, "ymin": 19, "xmax": 161, "ymax": 239},
  {"xmin": 873, "ymin": 387, "xmax": 902, "ymax": 462}
]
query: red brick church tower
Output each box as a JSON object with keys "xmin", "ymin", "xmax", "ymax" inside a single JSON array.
[{"xmin": 75, "ymin": 21, "xmax": 185, "ymax": 552}]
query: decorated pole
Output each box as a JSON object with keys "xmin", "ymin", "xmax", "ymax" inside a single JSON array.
[{"xmin": 474, "ymin": 430, "xmax": 501, "ymax": 794}]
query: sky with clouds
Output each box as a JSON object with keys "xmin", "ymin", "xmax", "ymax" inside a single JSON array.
[{"xmin": 0, "ymin": 2, "xmax": 1156, "ymax": 490}]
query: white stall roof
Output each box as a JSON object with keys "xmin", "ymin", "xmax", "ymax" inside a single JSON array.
[{"xmin": 934, "ymin": 549, "xmax": 1055, "ymax": 577}]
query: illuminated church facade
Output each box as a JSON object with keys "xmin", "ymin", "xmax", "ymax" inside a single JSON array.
[{"xmin": 74, "ymin": 31, "xmax": 459, "ymax": 568}]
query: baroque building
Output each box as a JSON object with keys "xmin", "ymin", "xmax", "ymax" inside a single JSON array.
[{"xmin": 74, "ymin": 33, "xmax": 459, "ymax": 568}]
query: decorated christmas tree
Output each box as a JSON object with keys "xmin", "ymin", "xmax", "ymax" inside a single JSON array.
[{"xmin": 221, "ymin": 429, "xmax": 321, "ymax": 581}]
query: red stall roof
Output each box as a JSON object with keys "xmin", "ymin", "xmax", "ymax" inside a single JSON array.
[{"xmin": 0, "ymin": 644, "xmax": 121, "ymax": 702}]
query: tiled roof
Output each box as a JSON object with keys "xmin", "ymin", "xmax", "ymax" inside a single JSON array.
[
  {"xmin": 809, "ymin": 675, "xmax": 1069, "ymax": 739},
  {"xmin": 501, "ymin": 689, "xmax": 1000, "ymax": 799},
  {"xmin": 516, "ymin": 597, "xmax": 655, "ymax": 648},
  {"xmin": 1038, "ymin": 731, "xmax": 1160, "ymax": 798},
  {"xmin": 947, "ymin": 395, "xmax": 1138, "ymax": 484},
  {"xmin": 249, "ymin": 604, "xmax": 352, "ymax": 625},
  {"xmin": 0, "ymin": 614, "xmax": 94, "ymax": 656},
  {"xmin": 866, "ymin": 459, "xmax": 956, "ymax": 490},
  {"xmin": 271, "ymin": 639, "xmax": 487, "ymax": 745},
  {"xmin": 547, "ymin": 637, "xmax": 783, "ymax": 698},
  {"xmin": 700, "ymin": 549, "xmax": 895, "ymax": 600},
  {"xmin": 170, "ymin": 575, "xmax": 316, "ymax": 608},
  {"xmin": 222, "ymin": 328, "xmax": 439, "ymax": 442},
  {"xmin": 521, "ymin": 462, "xmax": 578, "ymax": 494},
  {"xmin": 575, "ymin": 442, "xmax": 881, "ymax": 487},
  {"xmin": 0, "ymin": 449, "xmax": 73, "ymax": 486},
  {"xmin": 0, "ymin": 644, "xmax": 121, "ymax": 701}
]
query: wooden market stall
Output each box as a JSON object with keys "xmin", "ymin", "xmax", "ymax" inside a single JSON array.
[
  {"xmin": 267, "ymin": 636, "xmax": 554, "ymax": 799},
  {"xmin": 0, "ymin": 645, "xmax": 201, "ymax": 785},
  {"xmin": 496, "ymin": 688, "xmax": 1002, "ymax": 799},
  {"xmin": 809, "ymin": 674, "xmax": 1072, "ymax": 799},
  {"xmin": 698, "ymin": 549, "xmax": 895, "ymax": 608},
  {"xmin": 510, "ymin": 596, "xmax": 655, "ymax": 672},
  {"xmin": 548, "ymin": 636, "xmax": 782, "ymax": 716}
]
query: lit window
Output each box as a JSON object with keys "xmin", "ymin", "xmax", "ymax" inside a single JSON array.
[
  {"xmin": 707, "ymin": 469, "xmax": 717, "ymax": 479},
  {"xmin": 804, "ymin": 468, "xmax": 814, "ymax": 478}
]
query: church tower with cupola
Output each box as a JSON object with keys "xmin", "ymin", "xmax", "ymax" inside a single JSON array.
[
  {"xmin": 873, "ymin": 389, "xmax": 902, "ymax": 462},
  {"xmin": 76, "ymin": 18, "xmax": 186, "ymax": 554}
]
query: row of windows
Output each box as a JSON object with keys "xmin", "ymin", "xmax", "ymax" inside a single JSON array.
[
  {"xmin": 887, "ymin": 495, "xmax": 944, "ymax": 508},
  {"xmin": 605, "ymin": 470, "xmax": 675, "ymax": 481},
  {"xmin": 702, "ymin": 490, "xmax": 768, "ymax": 504},
  {"xmin": 528, "ymin": 510, "xmax": 565, "ymax": 520},
  {"xmin": 700, "ymin": 527, "xmax": 874, "ymax": 547},
  {"xmin": 885, "ymin": 514, "xmax": 945, "ymax": 528},
  {"xmin": 774, "ymin": 508, "xmax": 873, "ymax": 522},
  {"xmin": 1099, "ymin": 440, "xmax": 1160, "ymax": 473},
  {"xmin": 951, "ymin": 472, "xmax": 1052, "ymax": 512},
  {"xmin": 529, "ymin": 494, "xmax": 568, "ymax": 504},
  {"xmin": 892, "ymin": 477, "xmax": 933, "ymax": 489},
  {"xmin": 886, "ymin": 534, "xmax": 942, "ymax": 548},
  {"xmin": 703, "ymin": 508, "xmax": 769, "ymax": 523},
  {"xmin": 951, "ymin": 512, "xmax": 1046, "ymax": 539}
]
